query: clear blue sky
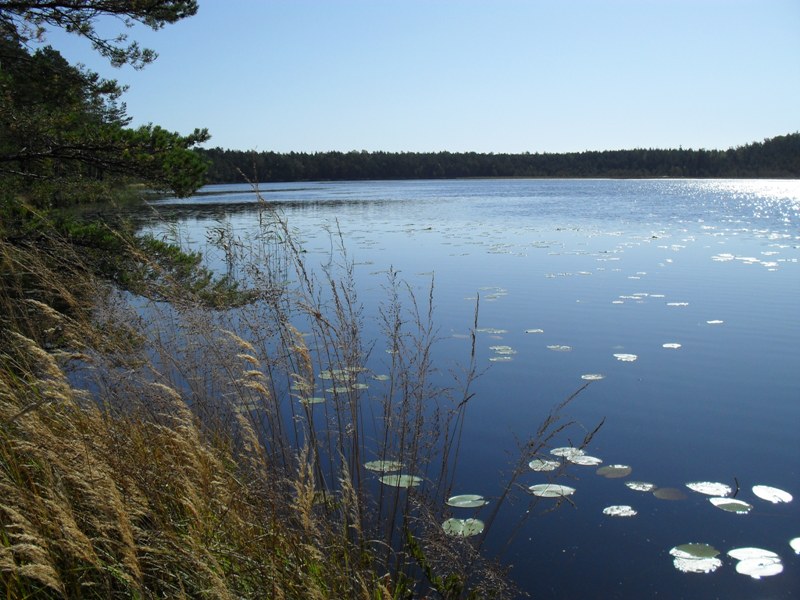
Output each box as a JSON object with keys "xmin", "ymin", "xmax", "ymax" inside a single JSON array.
[{"xmin": 42, "ymin": 0, "xmax": 800, "ymax": 153}]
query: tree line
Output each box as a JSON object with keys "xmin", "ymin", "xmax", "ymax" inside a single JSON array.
[{"xmin": 200, "ymin": 133, "xmax": 800, "ymax": 183}]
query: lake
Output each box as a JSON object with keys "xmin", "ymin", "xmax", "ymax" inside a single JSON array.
[{"xmin": 145, "ymin": 178, "xmax": 800, "ymax": 598}]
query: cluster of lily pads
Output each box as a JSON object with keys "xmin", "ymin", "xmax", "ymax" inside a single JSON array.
[
  {"xmin": 290, "ymin": 366, "xmax": 393, "ymax": 405},
  {"xmin": 525, "ymin": 445, "xmax": 797, "ymax": 580}
]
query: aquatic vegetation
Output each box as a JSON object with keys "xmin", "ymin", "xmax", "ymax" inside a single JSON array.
[
  {"xmin": 686, "ymin": 481, "xmax": 732, "ymax": 497},
  {"xmin": 596, "ymin": 464, "xmax": 632, "ymax": 479},
  {"xmin": 528, "ymin": 458, "xmax": 560, "ymax": 472},
  {"xmin": 550, "ymin": 447, "xmax": 585, "ymax": 459},
  {"xmin": 728, "ymin": 548, "xmax": 783, "ymax": 579},
  {"xmin": 613, "ymin": 353, "xmax": 637, "ymax": 362},
  {"xmin": 709, "ymin": 497, "xmax": 752, "ymax": 514},
  {"xmin": 528, "ymin": 483, "xmax": 576, "ymax": 498},
  {"xmin": 442, "ymin": 518, "xmax": 485, "ymax": 537},
  {"xmin": 364, "ymin": 460, "xmax": 404, "ymax": 473},
  {"xmin": 581, "ymin": 373, "xmax": 605, "ymax": 381},
  {"xmin": 752, "ymin": 485, "xmax": 793, "ymax": 503},
  {"xmin": 568, "ymin": 454, "xmax": 603, "ymax": 466},
  {"xmin": 653, "ymin": 487, "xmax": 687, "ymax": 500},
  {"xmin": 669, "ymin": 544, "xmax": 722, "ymax": 574},
  {"xmin": 662, "ymin": 342, "xmax": 682, "ymax": 349},
  {"xmin": 602, "ymin": 505, "xmax": 637, "ymax": 517},
  {"xmin": 446, "ymin": 494, "xmax": 488, "ymax": 508},
  {"xmin": 379, "ymin": 474, "xmax": 423, "ymax": 488},
  {"xmin": 789, "ymin": 537, "xmax": 800, "ymax": 554},
  {"xmin": 625, "ymin": 481, "xmax": 656, "ymax": 492},
  {"xmin": 547, "ymin": 344, "xmax": 572, "ymax": 352}
]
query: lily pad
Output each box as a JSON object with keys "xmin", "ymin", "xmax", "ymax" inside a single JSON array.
[
  {"xmin": 446, "ymin": 494, "xmax": 488, "ymax": 508},
  {"xmin": 602, "ymin": 505, "xmax": 637, "ymax": 517},
  {"xmin": 364, "ymin": 460, "xmax": 403, "ymax": 473},
  {"xmin": 752, "ymin": 485, "xmax": 793, "ymax": 503},
  {"xmin": 596, "ymin": 464, "xmax": 632, "ymax": 479},
  {"xmin": 613, "ymin": 353, "xmax": 638, "ymax": 362},
  {"xmin": 653, "ymin": 487, "xmax": 687, "ymax": 500},
  {"xmin": 529, "ymin": 458, "xmax": 560, "ymax": 472},
  {"xmin": 525, "ymin": 328, "xmax": 544, "ymax": 334},
  {"xmin": 547, "ymin": 345, "xmax": 572, "ymax": 352},
  {"xmin": 371, "ymin": 374, "xmax": 390, "ymax": 381},
  {"xmin": 581, "ymin": 373, "xmax": 605, "ymax": 381},
  {"xmin": 789, "ymin": 537, "xmax": 800, "ymax": 554},
  {"xmin": 662, "ymin": 343, "xmax": 682, "ymax": 349},
  {"xmin": 299, "ymin": 396, "xmax": 326, "ymax": 405},
  {"xmin": 625, "ymin": 481, "xmax": 656, "ymax": 492},
  {"xmin": 568, "ymin": 454, "xmax": 603, "ymax": 466},
  {"xmin": 672, "ymin": 556, "xmax": 723, "ymax": 574},
  {"xmin": 442, "ymin": 518, "xmax": 485, "ymax": 537},
  {"xmin": 550, "ymin": 447, "xmax": 585, "ymax": 459},
  {"xmin": 528, "ymin": 483, "xmax": 576, "ymax": 498},
  {"xmin": 686, "ymin": 481, "xmax": 732, "ymax": 497},
  {"xmin": 727, "ymin": 547, "xmax": 779, "ymax": 561},
  {"xmin": 709, "ymin": 497, "xmax": 752, "ymax": 514},
  {"xmin": 670, "ymin": 543, "xmax": 722, "ymax": 574},
  {"xmin": 735, "ymin": 557, "xmax": 783, "ymax": 579},
  {"xmin": 379, "ymin": 474, "xmax": 422, "ymax": 488}
]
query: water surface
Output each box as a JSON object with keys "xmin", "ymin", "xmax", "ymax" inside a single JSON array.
[{"xmin": 146, "ymin": 179, "xmax": 800, "ymax": 598}]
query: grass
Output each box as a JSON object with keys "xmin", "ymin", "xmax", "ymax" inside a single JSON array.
[{"xmin": 0, "ymin": 193, "xmax": 598, "ymax": 598}]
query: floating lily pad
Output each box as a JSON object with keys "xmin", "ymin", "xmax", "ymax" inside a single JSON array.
[
  {"xmin": 489, "ymin": 345, "xmax": 516, "ymax": 355},
  {"xmin": 351, "ymin": 382, "xmax": 369, "ymax": 390},
  {"xmin": 626, "ymin": 481, "xmax": 657, "ymax": 492},
  {"xmin": 489, "ymin": 356, "xmax": 513, "ymax": 362},
  {"xmin": 442, "ymin": 518, "xmax": 485, "ymax": 537},
  {"xmin": 727, "ymin": 547, "xmax": 779, "ymax": 561},
  {"xmin": 603, "ymin": 505, "xmax": 637, "ymax": 517},
  {"xmin": 735, "ymin": 557, "xmax": 783, "ymax": 579},
  {"xmin": 789, "ymin": 537, "xmax": 800, "ymax": 554},
  {"xmin": 550, "ymin": 447, "xmax": 585, "ymax": 459},
  {"xmin": 325, "ymin": 385, "xmax": 351, "ymax": 394},
  {"xmin": 379, "ymin": 474, "xmax": 422, "ymax": 488},
  {"xmin": 686, "ymin": 481, "xmax": 732, "ymax": 497},
  {"xmin": 547, "ymin": 345, "xmax": 572, "ymax": 352},
  {"xmin": 529, "ymin": 458, "xmax": 560, "ymax": 472},
  {"xmin": 371, "ymin": 374, "xmax": 390, "ymax": 381},
  {"xmin": 671, "ymin": 543, "xmax": 720, "ymax": 559},
  {"xmin": 528, "ymin": 483, "xmax": 576, "ymax": 498},
  {"xmin": 596, "ymin": 464, "xmax": 632, "ymax": 479},
  {"xmin": 581, "ymin": 373, "xmax": 605, "ymax": 381},
  {"xmin": 662, "ymin": 342, "xmax": 682, "ymax": 349},
  {"xmin": 613, "ymin": 353, "xmax": 638, "ymax": 362},
  {"xmin": 299, "ymin": 396, "xmax": 326, "ymax": 405},
  {"xmin": 728, "ymin": 550, "xmax": 784, "ymax": 579},
  {"xmin": 709, "ymin": 497, "xmax": 752, "ymax": 514},
  {"xmin": 670, "ymin": 543, "xmax": 722, "ymax": 573},
  {"xmin": 568, "ymin": 454, "xmax": 603, "ymax": 466},
  {"xmin": 446, "ymin": 494, "xmax": 488, "ymax": 508},
  {"xmin": 476, "ymin": 327, "xmax": 508, "ymax": 335},
  {"xmin": 706, "ymin": 319, "xmax": 724, "ymax": 325},
  {"xmin": 671, "ymin": 556, "xmax": 723, "ymax": 574},
  {"xmin": 653, "ymin": 487, "xmax": 687, "ymax": 500},
  {"xmin": 364, "ymin": 460, "xmax": 403, "ymax": 473},
  {"xmin": 752, "ymin": 485, "xmax": 793, "ymax": 503},
  {"xmin": 525, "ymin": 328, "xmax": 544, "ymax": 334}
]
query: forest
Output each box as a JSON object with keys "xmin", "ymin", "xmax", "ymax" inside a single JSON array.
[{"xmin": 200, "ymin": 133, "xmax": 800, "ymax": 183}]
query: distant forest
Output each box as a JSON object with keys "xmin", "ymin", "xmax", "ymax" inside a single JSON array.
[{"xmin": 200, "ymin": 132, "xmax": 800, "ymax": 183}]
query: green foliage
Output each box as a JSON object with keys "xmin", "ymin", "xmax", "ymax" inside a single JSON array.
[
  {"xmin": 201, "ymin": 133, "xmax": 800, "ymax": 183},
  {"xmin": 0, "ymin": 0, "xmax": 198, "ymax": 69},
  {"xmin": 0, "ymin": 14, "xmax": 209, "ymax": 210}
]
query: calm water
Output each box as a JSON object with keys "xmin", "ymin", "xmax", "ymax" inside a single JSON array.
[{"xmin": 147, "ymin": 179, "xmax": 800, "ymax": 598}]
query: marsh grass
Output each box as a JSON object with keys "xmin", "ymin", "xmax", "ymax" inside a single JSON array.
[{"xmin": 0, "ymin": 191, "xmax": 598, "ymax": 598}]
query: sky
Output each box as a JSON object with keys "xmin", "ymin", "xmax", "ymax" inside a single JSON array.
[{"xmin": 39, "ymin": 0, "xmax": 800, "ymax": 154}]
